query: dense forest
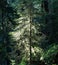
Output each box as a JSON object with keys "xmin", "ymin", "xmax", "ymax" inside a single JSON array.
[{"xmin": 0, "ymin": 0, "xmax": 58, "ymax": 65}]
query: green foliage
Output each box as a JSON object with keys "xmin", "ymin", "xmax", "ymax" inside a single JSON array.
[
  {"xmin": 19, "ymin": 57, "xmax": 26, "ymax": 65},
  {"xmin": 43, "ymin": 44, "xmax": 58, "ymax": 64},
  {"xmin": 0, "ymin": 0, "xmax": 58, "ymax": 65}
]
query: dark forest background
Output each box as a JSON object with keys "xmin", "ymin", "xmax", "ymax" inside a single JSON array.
[{"xmin": 0, "ymin": 0, "xmax": 58, "ymax": 65}]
